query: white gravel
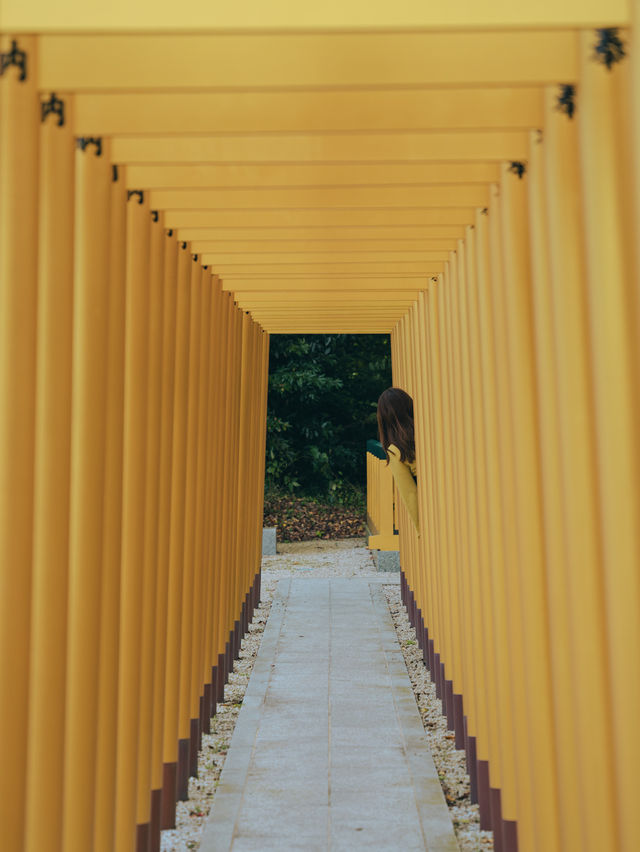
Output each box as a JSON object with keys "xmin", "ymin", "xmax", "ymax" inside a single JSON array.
[{"xmin": 160, "ymin": 539, "xmax": 493, "ymax": 851}]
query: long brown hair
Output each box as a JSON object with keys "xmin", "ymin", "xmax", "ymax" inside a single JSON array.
[{"xmin": 377, "ymin": 387, "xmax": 415, "ymax": 464}]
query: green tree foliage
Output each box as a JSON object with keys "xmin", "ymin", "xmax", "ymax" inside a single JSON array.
[{"xmin": 265, "ymin": 334, "xmax": 392, "ymax": 500}]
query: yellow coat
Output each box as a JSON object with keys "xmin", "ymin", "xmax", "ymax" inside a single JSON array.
[{"xmin": 387, "ymin": 444, "xmax": 420, "ymax": 535}]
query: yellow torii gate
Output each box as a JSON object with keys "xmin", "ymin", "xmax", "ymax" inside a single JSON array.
[{"xmin": 0, "ymin": 2, "xmax": 639, "ymax": 852}]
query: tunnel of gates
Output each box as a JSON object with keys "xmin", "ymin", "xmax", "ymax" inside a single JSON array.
[{"xmin": 1, "ymin": 5, "xmax": 640, "ymax": 852}]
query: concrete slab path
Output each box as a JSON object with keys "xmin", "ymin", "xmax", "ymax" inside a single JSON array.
[{"xmin": 201, "ymin": 577, "xmax": 459, "ymax": 852}]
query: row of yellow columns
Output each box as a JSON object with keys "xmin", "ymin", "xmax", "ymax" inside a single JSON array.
[
  {"xmin": 391, "ymin": 32, "xmax": 640, "ymax": 852},
  {"xmin": 0, "ymin": 39, "xmax": 270, "ymax": 852}
]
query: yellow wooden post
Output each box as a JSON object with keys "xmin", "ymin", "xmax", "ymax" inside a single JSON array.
[
  {"xmin": 212, "ymin": 295, "xmax": 232, "ymax": 700},
  {"xmin": 439, "ymin": 262, "xmax": 463, "ymax": 728},
  {"xmin": 449, "ymin": 243, "xmax": 475, "ymax": 750},
  {"xmin": 425, "ymin": 278, "xmax": 450, "ymax": 709},
  {"xmin": 257, "ymin": 328, "xmax": 271, "ymax": 602},
  {"xmin": 577, "ymin": 30, "xmax": 640, "ymax": 852},
  {"xmin": 416, "ymin": 290, "xmax": 438, "ymax": 669},
  {"xmin": 485, "ymin": 182, "xmax": 519, "ymax": 845},
  {"xmin": 407, "ymin": 307, "xmax": 423, "ymax": 616},
  {"xmin": 234, "ymin": 311, "xmax": 254, "ymax": 658},
  {"xmin": 94, "ymin": 162, "xmax": 128, "ymax": 852},
  {"xmin": 26, "ymin": 90, "xmax": 74, "ymax": 852},
  {"xmin": 500, "ymin": 159, "xmax": 560, "ymax": 851},
  {"xmin": 458, "ymin": 230, "xmax": 487, "ymax": 800},
  {"xmin": 161, "ymin": 242, "xmax": 192, "ymax": 828},
  {"xmin": 253, "ymin": 323, "xmax": 266, "ymax": 613},
  {"xmin": 245, "ymin": 320, "xmax": 258, "ymax": 627},
  {"xmin": 538, "ymin": 92, "xmax": 595, "ymax": 851},
  {"xmin": 0, "ymin": 34, "xmax": 38, "ymax": 851},
  {"xmin": 63, "ymin": 136, "xmax": 112, "ymax": 852},
  {"xmin": 212, "ymin": 291, "xmax": 233, "ymax": 705},
  {"xmin": 115, "ymin": 188, "xmax": 151, "ymax": 852},
  {"xmin": 151, "ymin": 228, "xmax": 178, "ymax": 845},
  {"xmin": 202, "ymin": 273, "xmax": 223, "ymax": 720},
  {"xmin": 422, "ymin": 283, "xmax": 444, "ymax": 705},
  {"xmin": 414, "ymin": 293, "xmax": 431, "ymax": 623},
  {"xmin": 177, "ymin": 254, "xmax": 202, "ymax": 798},
  {"xmin": 174, "ymin": 255, "xmax": 202, "ymax": 793},
  {"xmin": 466, "ymin": 216, "xmax": 499, "ymax": 826},
  {"xmin": 225, "ymin": 306, "xmax": 243, "ymax": 671},
  {"xmin": 136, "ymin": 208, "xmax": 166, "ymax": 847},
  {"xmin": 190, "ymin": 263, "xmax": 212, "ymax": 768}
]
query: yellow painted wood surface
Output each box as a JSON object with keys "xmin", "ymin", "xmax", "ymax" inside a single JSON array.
[
  {"xmin": 2, "ymin": 16, "xmax": 639, "ymax": 852},
  {"xmin": 3, "ymin": 0, "xmax": 629, "ymax": 31}
]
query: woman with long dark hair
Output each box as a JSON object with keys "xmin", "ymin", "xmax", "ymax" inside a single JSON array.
[{"xmin": 376, "ymin": 387, "xmax": 420, "ymax": 535}]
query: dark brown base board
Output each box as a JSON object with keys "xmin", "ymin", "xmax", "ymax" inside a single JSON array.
[
  {"xmin": 503, "ymin": 819, "xmax": 518, "ymax": 852},
  {"xmin": 477, "ymin": 761, "xmax": 491, "ymax": 830},
  {"xmin": 466, "ymin": 731, "xmax": 478, "ymax": 803},
  {"xmin": 177, "ymin": 737, "xmax": 190, "ymax": 801},
  {"xmin": 136, "ymin": 821, "xmax": 150, "ymax": 852},
  {"xmin": 189, "ymin": 717, "xmax": 200, "ymax": 778},
  {"xmin": 491, "ymin": 787, "xmax": 503, "ymax": 852},
  {"xmin": 160, "ymin": 762, "xmax": 177, "ymax": 830},
  {"xmin": 217, "ymin": 652, "xmax": 226, "ymax": 702},
  {"xmin": 453, "ymin": 692, "xmax": 465, "ymax": 748},
  {"xmin": 202, "ymin": 687, "xmax": 211, "ymax": 734},
  {"xmin": 150, "ymin": 788, "xmax": 162, "ymax": 852},
  {"xmin": 445, "ymin": 678, "xmax": 454, "ymax": 730}
]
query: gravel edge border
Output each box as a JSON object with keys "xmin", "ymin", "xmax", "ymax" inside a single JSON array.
[{"xmin": 383, "ymin": 584, "xmax": 494, "ymax": 852}]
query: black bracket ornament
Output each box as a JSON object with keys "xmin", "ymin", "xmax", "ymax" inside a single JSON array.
[
  {"xmin": 77, "ymin": 137, "xmax": 103, "ymax": 157},
  {"xmin": 41, "ymin": 93, "xmax": 65, "ymax": 126},
  {"xmin": 112, "ymin": 165, "xmax": 119, "ymax": 182},
  {"xmin": 192, "ymin": 254, "xmax": 198, "ymax": 262},
  {"xmin": 594, "ymin": 28, "xmax": 626, "ymax": 70},
  {"xmin": 167, "ymin": 229, "xmax": 174, "ymax": 237},
  {"xmin": 557, "ymin": 84, "xmax": 576, "ymax": 119},
  {"xmin": 151, "ymin": 210, "xmax": 159, "ymax": 222},
  {"xmin": 509, "ymin": 161, "xmax": 527, "ymax": 179},
  {"xmin": 127, "ymin": 190, "xmax": 144, "ymax": 204},
  {"xmin": 0, "ymin": 40, "xmax": 27, "ymax": 81},
  {"xmin": 181, "ymin": 241, "xmax": 187, "ymax": 249}
]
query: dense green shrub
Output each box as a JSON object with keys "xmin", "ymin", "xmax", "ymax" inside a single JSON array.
[{"xmin": 265, "ymin": 334, "xmax": 392, "ymax": 500}]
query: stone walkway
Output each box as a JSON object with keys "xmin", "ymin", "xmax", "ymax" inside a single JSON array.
[{"xmin": 200, "ymin": 576, "xmax": 459, "ymax": 852}]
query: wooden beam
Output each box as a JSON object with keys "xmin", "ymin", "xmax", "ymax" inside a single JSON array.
[
  {"xmin": 233, "ymin": 290, "xmax": 423, "ymax": 301},
  {"xmin": 75, "ymin": 88, "xmax": 543, "ymax": 135},
  {"xmin": 6, "ymin": 0, "xmax": 629, "ymax": 33},
  {"xmin": 164, "ymin": 209, "xmax": 476, "ymax": 228},
  {"xmin": 266, "ymin": 328, "xmax": 393, "ymax": 333},
  {"xmin": 126, "ymin": 162, "xmax": 500, "ymax": 190},
  {"xmin": 221, "ymin": 278, "xmax": 430, "ymax": 291},
  {"xmin": 200, "ymin": 251, "xmax": 450, "ymax": 264},
  {"xmin": 113, "ymin": 131, "xmax": 531, "ymax": 164},
  {"xmin": 150, "ymin": 186, "xmax": 489, "ymax": 210},
  {"xmin": 190, "ymin": 239, "xmax": 458, "ymax": 253},
  {"xmin": 221, "ymin": 274, "xmax": 431, "ymax": 282},
  {"xmin": 235, "ymin": 298, "xmax": 419, "ymax": 308},
  {"xmin": 245, "ymin": 302, "xmax": 407, "ymax": 309},
  {"xmin": 39, "ymin": 31, "xmax": 578, "ymax": 90},
  {"xmin": 206, "ymin": 261, "xmax": 445, "ymax": 275},
  {"xmin": 178, "ymin": 227, "xmax": 466, "ymax": 241}
]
